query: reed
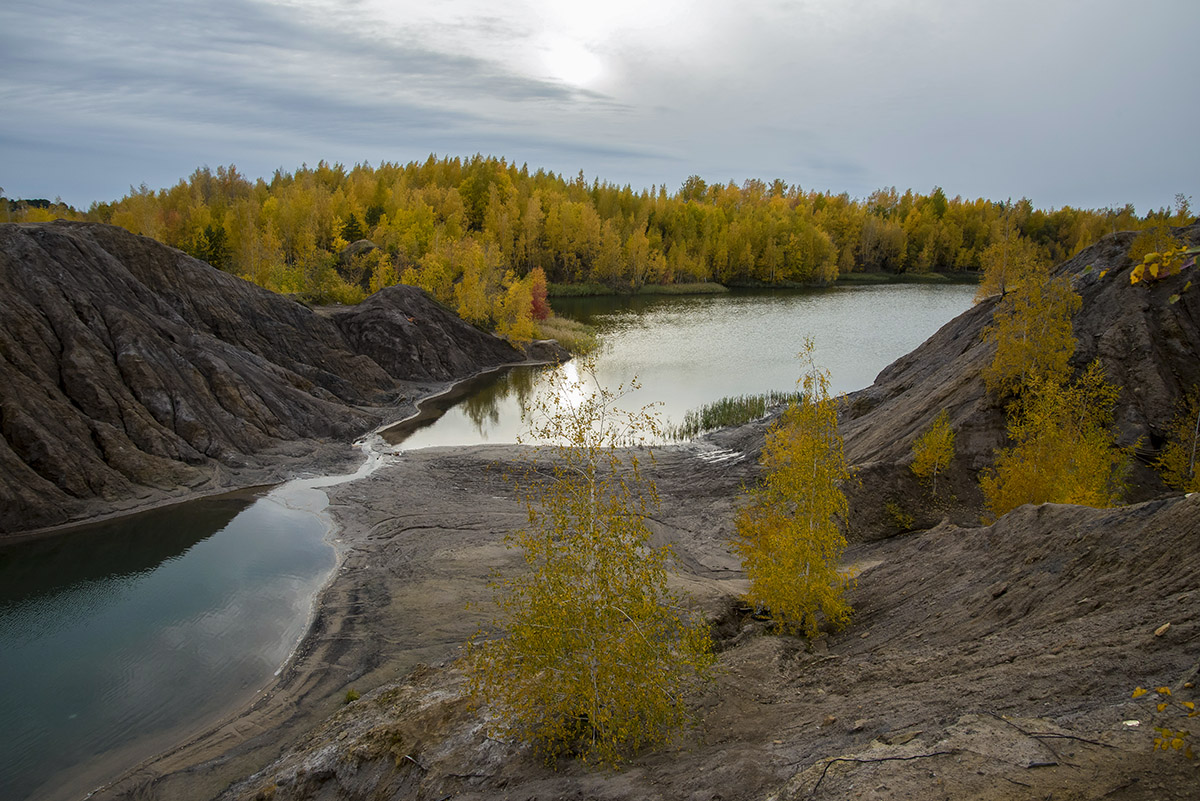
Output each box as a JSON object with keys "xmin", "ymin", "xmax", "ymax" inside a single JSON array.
[{"xmin": 665, "ymin": 391, "xmax": 801, "ymax": 440}]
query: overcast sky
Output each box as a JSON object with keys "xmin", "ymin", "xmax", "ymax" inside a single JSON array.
[{"xmin": 1, "ymin": 0, "xmax": 1195, "ymax": 213}]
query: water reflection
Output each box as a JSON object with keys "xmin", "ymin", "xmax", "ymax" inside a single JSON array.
[
  {"xmin": 461, "ymin": 367, "xmax": 538, "ymax": 435},
  {"xmin": 382, "ymin": 366, "xmax": 544, "ymax": 448},
  {"xmin": 0, "ymin": 495, "xmax": 250, "ymax": 608},
  {"xmin": 387, "ymin": 285, "xmax": 977, "ymax": 452},
  {"xmin": 0, "ymin": 492, "xmax": 334, "ymax": 801}
]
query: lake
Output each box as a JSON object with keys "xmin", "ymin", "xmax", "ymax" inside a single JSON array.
[
  {"xmin": 0, "ymin": 486, "xmax": 338, "ymax": 801},
  {"xmin": 385, "ymin": 284, "xmax": 977, "ymax": 448},
  {"xmin": 0, "ymin": 283, "xmax": 975, "ymax": 799}
]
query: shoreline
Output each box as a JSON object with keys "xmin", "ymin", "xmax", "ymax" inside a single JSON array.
[
  {"xmin": 77, "ymin": 351, "xmax": 568, "ymax": 801},
  {"xmin": 546, "ymin": 272, "xmax": 981, "ymax": 298},
  {"xmin": 88, "ymin": 435, "xmax": 750, "ymax": 801},
  {"xmin": 2, "ymin": 347, "xmax": 567, "ymax": 548}
]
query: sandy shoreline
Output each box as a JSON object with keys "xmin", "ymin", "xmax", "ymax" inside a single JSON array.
[
  {"xmin": 79, "ymin": 431, "xmax": 752, "ymax": 801},
  {"xmin": 57, "ymin": 355, "xmax": 567, "ymax": 801}
]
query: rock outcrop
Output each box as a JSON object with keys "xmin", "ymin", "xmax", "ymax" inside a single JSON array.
[
  {"xmin": 327, "ymin": 286, "xmax": 526, "ymax": 383},
  {"xmin": 0, "ymin": 221, "xmax": 543, "ymax": 536},
  {"xmin": 836, "ymin": 222, "xmax": 1200, "ymax": 537}
]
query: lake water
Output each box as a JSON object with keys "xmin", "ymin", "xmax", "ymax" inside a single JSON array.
[
  {"xmin": 0, "ymin": 283, "xmax": 975, "ymax": 800},
  {"xmin": 385, "ymin": 284, "xmax": 977, "ymax": 448},
  {"xmin": 0, "ymin": 487, "xmax": 338, "ymax": 801}
]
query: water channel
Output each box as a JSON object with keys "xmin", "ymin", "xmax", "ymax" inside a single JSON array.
[{"xmin": 0, "ymin": 283, "xmax": 975, "ymax": 800}]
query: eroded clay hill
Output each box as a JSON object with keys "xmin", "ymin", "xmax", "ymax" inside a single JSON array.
[
  {"xmin": 0, "ymin": 221, "xmax": 539, "ymax": 536},
  {"xmin": 835, "ymin": 222, "xmax": 1200, "ymax": 536}
]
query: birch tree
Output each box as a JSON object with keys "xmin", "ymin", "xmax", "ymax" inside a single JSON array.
[
  {"xmin": 467, "ymin": 360, "xmax": 711, "ymax": 765},
  {"xmin": 733, "ymin": 340, "xmax": 853, "ymax": 637}
]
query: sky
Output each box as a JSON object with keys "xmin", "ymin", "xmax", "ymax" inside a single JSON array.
[{"xmin": 1, "ymin": 0, "xmax": 1196, "ymax": 213}]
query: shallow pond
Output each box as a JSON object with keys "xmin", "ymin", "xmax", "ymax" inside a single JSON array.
[{"xmin": 0, "ymin": 486, "xmax": 338, "ymax": 800}]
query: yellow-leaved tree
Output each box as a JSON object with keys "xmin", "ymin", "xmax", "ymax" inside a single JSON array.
[
  {"xmin": 733, "ymin": 340, "xmax": 853, "ymax": 637},
  {"xmin": 466, "ymin": 360, "xmax": 712, "ymax": 765},
  {"xmin": 974, "ymin": 234, "xmax": 1045, "ymax": 301},
  {"xmin": 1155, "ymin": 385, "xmax": 1200, "ymax": 492},
  {"xmin": 911, "ymin": 408, "xmax": 956, "ymax": 496},
  {"xmin": 493, "ymin": 270, "xmax": 536, "ymax": 345},
  {"xmin": 980, "ymin": 361, "xmax": 1130, "ymax": 519},
  {"xmin": 983, "ymin": 266, "xmax": 1082, "ymax": 398}
]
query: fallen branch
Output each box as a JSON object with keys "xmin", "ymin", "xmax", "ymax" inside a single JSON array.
[
  {"xmin": 981, "ymin": 712, "xmax": 1065, "ymax": 764},
  {"xmin": 807, "ymin": 750, "xmax": 957, "ymax": 797}
]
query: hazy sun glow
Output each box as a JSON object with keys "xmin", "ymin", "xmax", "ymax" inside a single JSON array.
[{"xmin": 543, "ymin": 40, "xmax": 603, "ymax": 86}]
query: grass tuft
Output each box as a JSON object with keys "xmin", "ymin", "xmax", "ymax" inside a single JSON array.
[
  {"xmin": 535, "ymin": 316, "xmax": 599, "ymax": 354},
  {"xmin": 665, "ymin": 391, "xmax": 802, "ymax": 440}
]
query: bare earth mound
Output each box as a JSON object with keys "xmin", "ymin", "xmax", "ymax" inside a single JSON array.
[
  {"xmin": 0, "ymin": 222, "xmax": 546, "ymax": 536},
  {"xmin": 837, "ymin": 222, "xmax": 1199, "ymax": 537}
]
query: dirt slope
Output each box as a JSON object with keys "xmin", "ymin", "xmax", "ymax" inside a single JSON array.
[
  {"xmin": 0, "ymin": 221, "xmax": 539, "ymax": 536},
  {"xmin": 835, "ymin": 222, "xmax": 1200, "ymax": 537},
  {"xmin": 199, "ymin": 460, "xmax": 1198, "ymax": 801}
]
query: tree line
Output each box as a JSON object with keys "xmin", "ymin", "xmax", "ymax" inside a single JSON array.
[
  {"xmin": 4, "ymin": 158, "xmax": 1191, "ymax": 343},
  {"xmin": 7, "ymin": 159, "xmax": 1192, "ymax": 294}
]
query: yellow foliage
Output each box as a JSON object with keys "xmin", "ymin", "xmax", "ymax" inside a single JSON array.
[
  {"xmin": 399, "ymin": 249, "xmax": 455, "ymax": 306},
  {"xmin": 733, "ymin": 339, "xmax": 853, "ymax": 637},
  {"xmin": 1130, "ymin": 243, "xmax": 1196, "ymax": 285},
  {"xmin": 983, "ymin": 272, "xmax": 1081, "ymax": 398},
  {"xmin": 69, "ymin": 157, "xmax": 1185, "ymax": 305},
  {"xmin": 981, "ymin": 362, "xmax": 1130, "ymax": 519},
  {"xmin": 493, "ymin": 271, "xmax": 536, "ymax": 345},
  {"xmin": 974, "ymin": 235, "xmax": 1048, "ymax": 302},
  {"xmin": 1133, "ymin": 682, "xmax": 1198, "ymax": 760},
  {"xmin": 17, "ymin": 207, "xmax": 60, "ymax": 223},
  {"xmin": 1154, "ymin": 386, "xmax": 1200, "ymax": 492},
  {"xmin": 454, "ymin": 258, "xmax": 493, "ymax": 326},
  {"xmin": 368, "ymin": 252, "xmax": 399, "ymax": 294},
  {"xmin": 911, "ymin": 408, "xmax": 956, "ymax": 496},
  {"xmin": 466, "ymin": 361, "xmax": 712, "ymax": 765},
  {"xmin": 1127, "ymin": 224, "xmax": 1182, "ymax": 268}
]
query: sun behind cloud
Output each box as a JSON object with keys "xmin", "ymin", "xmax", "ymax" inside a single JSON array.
[{"xmin": 542, "ymin": 40, "xmax": 603, "ymax": 86}]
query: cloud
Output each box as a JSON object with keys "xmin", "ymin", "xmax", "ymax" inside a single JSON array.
[{"xmin": 0, "ymin": 0, "xmax": 1196, "ymax": 211}]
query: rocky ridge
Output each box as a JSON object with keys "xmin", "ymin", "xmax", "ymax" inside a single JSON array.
[{"xmin": 0, "ymin": 221, "xmax": 556, "ymax": 536}]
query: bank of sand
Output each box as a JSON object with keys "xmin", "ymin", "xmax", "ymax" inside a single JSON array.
[
  {"xmin": 88, "ymin": 434, "xmax": 1199, "ymax": 800},
  {"xmin": 82, "ymin": 439, "xmax": 748, "ymax": 800}
]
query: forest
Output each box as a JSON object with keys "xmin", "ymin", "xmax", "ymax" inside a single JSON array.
[{"xmin": 3, "ymin": 156, "xmax": 1192, "ymax": 341}]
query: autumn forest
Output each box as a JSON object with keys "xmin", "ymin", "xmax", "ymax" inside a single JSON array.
[{"xmin": 4, "ymin": 155, "xmax": 1192, "ymax": 343}]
